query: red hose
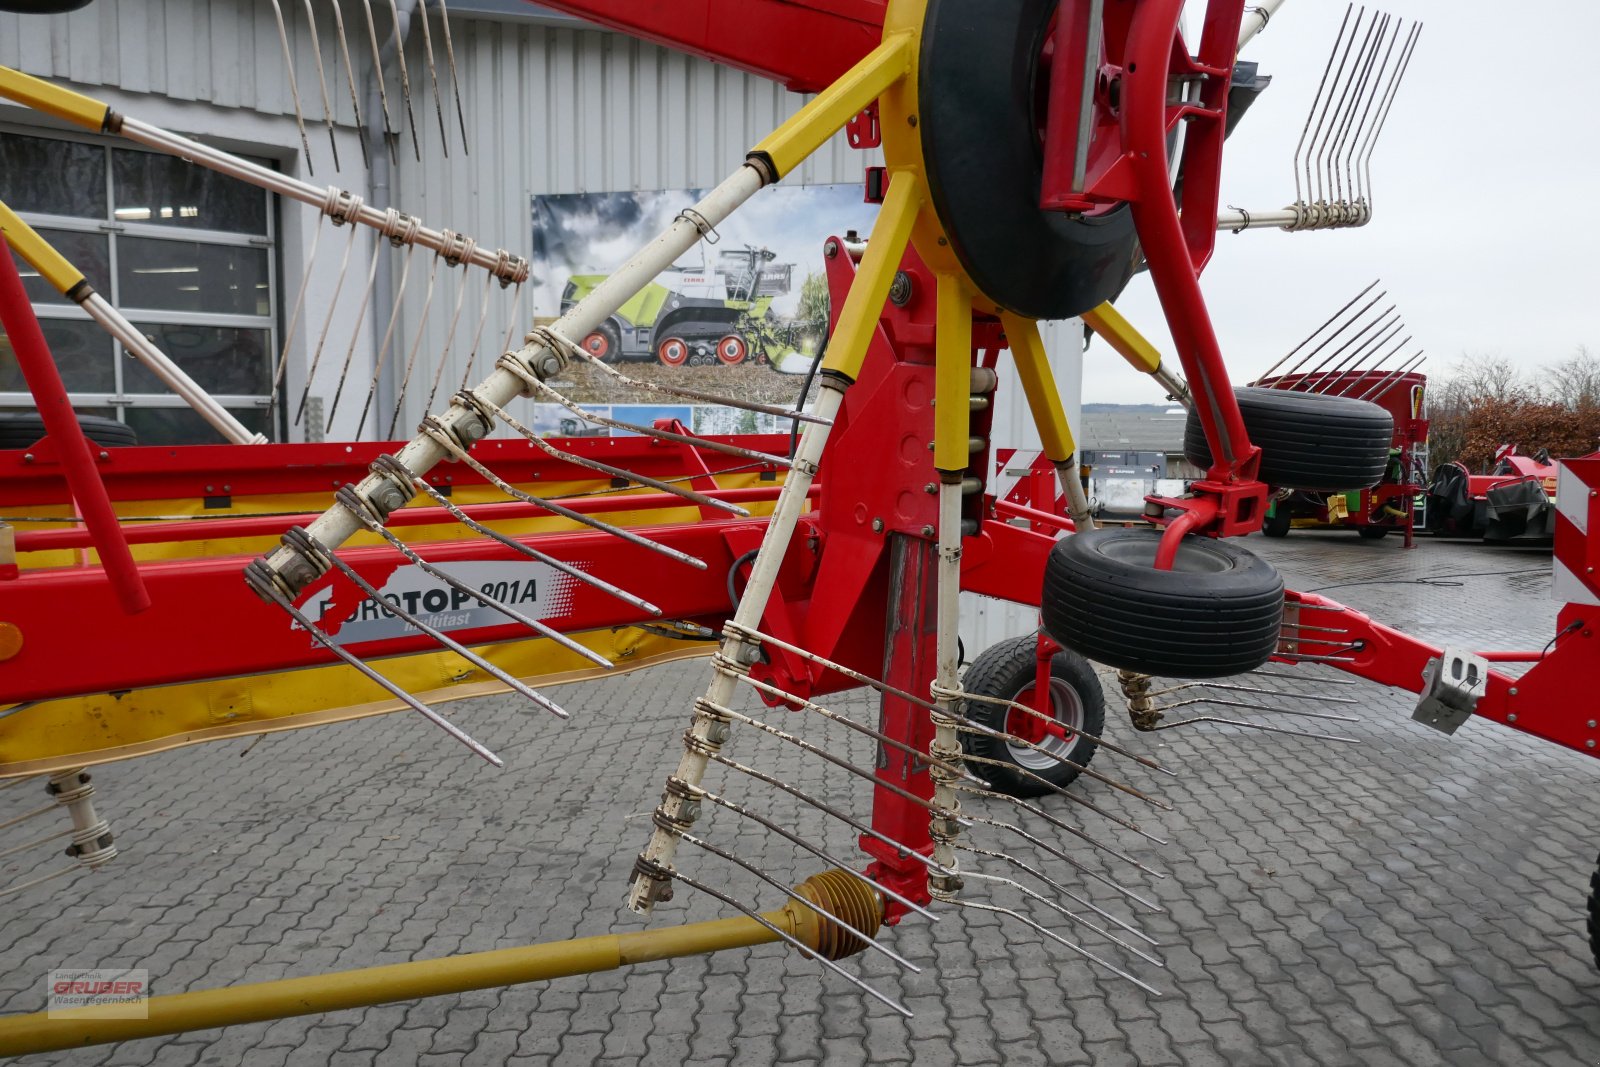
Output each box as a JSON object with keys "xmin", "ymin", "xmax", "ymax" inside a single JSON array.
[{"xmin": 0, "ymin": 234, "xmax": 149, "ymax": 614}]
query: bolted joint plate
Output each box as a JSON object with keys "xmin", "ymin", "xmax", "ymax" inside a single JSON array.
[{"xmin": 1412, "ymin": 647, "xmax": 1490, "ymax": 734}]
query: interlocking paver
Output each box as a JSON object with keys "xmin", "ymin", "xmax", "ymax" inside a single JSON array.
[{"xmin": 2, "ymin": 534, "xmax": 1597, "ymax": 1065}]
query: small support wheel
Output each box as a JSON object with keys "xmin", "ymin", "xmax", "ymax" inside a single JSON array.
[
  {"xmin": 1588, "ymin": 852, "xmax": 1600, "ymax": 972},
  {"xmin": 1041, "ymin": 528, "xmax": 1284, "ymax": 678},
  {"xmin": 715, "ymin": 333, "xmax": 749, "ymax": 366},
  {"xmin": 1184, "ymin": 387, "xmax": 1394, "ymax": 491},
  {"xmin": 1357, "ymin": 525, "xmax": 1390, "ymax": 540},
  {"xmin": 581, "ymin": 322, "xmax": 620, "ymax": 361},
  {"xmin": 656, "ymin": 336, "xmax": 690, "ymax": 367},
  {"xmin": 1262, "ymin": 506, "xmax": 1292, "ymax": 538},
  {"xmin": 960, "ymin": 634, "xmax": 1105, "ymax": 799}
]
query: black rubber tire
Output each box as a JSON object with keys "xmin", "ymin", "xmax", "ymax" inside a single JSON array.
[
  {"xmin": 0, "ymin": 412, "xmax": 137, "ymax": 449},
  {"xmin": 1357, "ymin": 526, "xmax": 1390, "ymax": 540},
  {"xmin": 960, "ymin": 634, "xmax": 1105, "ymax": 799},
  {"xmin": 1588, "ymin": 852, "xmax": 1600, "ymax": 973},
  {"xmin": 581, "ymin": 322, "xmax": 621, "ymax": 361},
  {"xmin": 1262, "ymin": 506, "xmax": 1291, "ymax": 538},
  {"xmin": 918, "ymin": 0, "xmax": 1140, "ymax": 320},
  {"xmin": 1184, "ymin": 387, "xmax": 1394, "ymax": 491},
  {"xmin": 0, "ymin": 1, "xmax": 94, "ymax": 11},
  {"xmin": 1041, "ymin": 527, "xmax": 1284, "ymax": 678}
]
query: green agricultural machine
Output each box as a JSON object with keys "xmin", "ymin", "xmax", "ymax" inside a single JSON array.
[{"xmin": 562, "ymin": 245, "xmax": 795, "ymax": 367}]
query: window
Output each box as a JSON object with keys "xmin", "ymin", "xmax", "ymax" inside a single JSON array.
[{"xmin": 0, "ymin": 128, "xmax": 278, "ymax": 444}]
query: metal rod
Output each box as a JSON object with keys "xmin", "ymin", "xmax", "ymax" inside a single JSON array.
[
  {"xmin": 298, "ymin": 0, "xmax": 342, "ymax": 170},
  {"xmin": 387, "ymin": 248, "xmax": 445, "ymax": 438},
  {"xmin": 1290, "ymin": 3, "xmax": 1353, "ymax": 205},
  {"xmin": 386, "ymin": 0, "xmax": 422, "ymax": 161},
  {"xmin": 295, "ymin": 220, "xmax": 366, "ymax": 427},
  {"xmin": 958, "ymin": 842, "xmax": 1156, "ymax": 947},
  {"xmin": 433, "ymin": 0, "xmax": 470, "ymax": 153},
  {"xmin": 1071, "ymin": 0, "xmax": 1106, "ymax": 193},
  {"xmin": 329, "ymin": 0, "xmax": 371, "ymax": 170},
  {"xmin": 414, "ymin": 0, "xmax": 451, "ymax": 155},
  {"xmin": 267, "ymin": 0, "xmax": 316, "ymax": 174},
  {"xmin": 1255, "ymin": 280, "xmax": 1380, "ymax": 384},
  {"xmin": 269, "ymin": 213, "xmax": 325, "ymax": 417},
  {"xmin": 421, "ymin": 258, "xmax": 475, "ymax": 417},
  {"xmin": 360, "ymin": 0, "xmax": 400, "ymax": 164},
  {"xmin": 957, "ymin": 867, "xmax": 1162, "ymax": 968},
  {"xmin": 951, "ymin": 782, "xmax": 1161, "ymax": 877},
  {"xmin": 961, "ymin": 811, "xmax": 1162, "ymax": 913},
  {"xmin": 352, "ymin": 242, "xmax": 420, "ymax": 438}
]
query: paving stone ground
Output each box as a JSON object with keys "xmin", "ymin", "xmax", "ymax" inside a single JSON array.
[{"xmin": 3, "ymin": 530, "xmax": 1598, "ymax": 1065}]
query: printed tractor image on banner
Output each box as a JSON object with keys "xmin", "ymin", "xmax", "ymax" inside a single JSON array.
[{"xmin": 531, "ymin": 184, "xmax": 878, "ymax": 371}]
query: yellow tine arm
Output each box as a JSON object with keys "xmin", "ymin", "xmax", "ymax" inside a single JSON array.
[
  {"xmin": 821, "ymin": 170, "xmax": 923, "ymax": 383},
  {"xmin": 751, "ymin": 33, "xmax": 913, "ymax": 181},
  {"xmin": 935, "ymin": 273, "xmax": 974, "ymax": 474},
  {"xmin": 1082, "ymin": 301, "xmax": 1193, "ymax": 407},
  {"xmin": 0, "ymin": 200, "xmax": 89, "ymax": 299},
  {"xmin": 0, "ymin": 65, "xmax": 111, "ymax": 132}
]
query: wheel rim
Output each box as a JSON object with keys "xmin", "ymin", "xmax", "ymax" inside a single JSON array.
[
  {"xmin": 716, "ymin": 334, "xmax": 748, "ymax": 365},
  {"xmin": 1003, "ymin": 677, "xmax": 1084, "ymax": 769},
  {"xmin": 583, "ymin": 331, "xmax": 611, "ymax": 359},
  {"xmin": 657, "ymin": 338, "xmax": 688, "ymax": 366},
  {"xmin": 1095, "ymin": 532, "xmax": 1235, "ymax": 575}
]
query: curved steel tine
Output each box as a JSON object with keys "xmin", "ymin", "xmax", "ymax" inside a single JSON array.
[
  {"xmin": 325, "ymin": 233, "xmax": 390, "ymax": 431},
  {"xmin": 327, "ymin": 0, "xmax": 371, "ymax": 170},
  {"xmin": 1247, "ymin": 668, "xmax": 1359, "ymax": 685},
  {"xmin": 666, "ymin": 869, "xmax": 913, "ymax": 1018},
  {"xmin": 418, "ymin": 422, "xmax": 711, "ymax": 570},
  {"xmin": 944, "ymin": 706, "xmax": 1170, "ymax": 809},
  {"xmin": 1154, "ymin": 697, "xmax": 1359, "ymax": 724},
  {"xmin": 432, "ymin": 0, "xmax": 470, "ymax": 152},
  {"xmin": 958, "ymin": 842, "xmax": 1157, "ymax": 948},
  {"xmin": 1316, "ymin": 10, "xmax": 1382, "ymax": 204},
  {"xmin": 719, "ymin": 663, "xmax": 989, "ymax": 789},
  {"xmin": 355, "ymin": 244, "xmax": 421, "ymax": 438},
  {"xmin": 296, "ymin": 222, "xmax": 367, "ymax": 427},
  {"xmin": 950, "ymin": 782, "xmax": 1162, "ymax": 878},
  {"xmin": 334, "ymin": 488, "xmax": 613, "ymax": 668},
  {"xmin": 1291, "ymin": 3, "xmax": 1354, "ymax": 205},
  {"xmin": 1253, "ymin": 279, "xmax": 1379, "ymax": 385},
  {"xmin": 1342, "ymin": 14, "xmax": 1402, "ymax": 201},
  {"xmin": 482, "ymin": 398, "xmax": 751, "ymax": 517},
  {"xmin": 529, "ymin": 379, "xmax": 792, "ymax": 469},
  {"xmin": 271, "ymin": 213, "xmax": 325, "ymax": 416},
  {"xmin": 385, "ymin": 0, "xmax": 422, "ymax": 161},
  {"xmin": 569, "ymin": 350, "xmax": 832, "ymax": 426},
  {"xmin": 267, "ymin": 0, "xmax": 316, "ymax": 174},
  {"xmin": 1307, "ymin": 6, "xmax": 1366, "ymax": 205},
  {"xmin": 701, "ymin": 700, "xmax": 971, "ymax": 827},
  {"xmin": 958, "ymin": 867, "xmax": 1162, "ymax": 968},
  {"xmin": 413, "ymin": 0, "xmax": 451, "ymax": 155},
  {"xmin": 298, "ymin": 0, "xmax": 341, "ymax": 170},
  {"xmin": 1357, "ymin": 22, "xmax": 1423, "ymax": 211},
  {"xmin": 397, "ymin": 467, "xmax": 663, "ymax": 616},
  {"xmin": 687, "ymin": 784, "xmax": 938, "ymax": 926},
  {"xmin": 1269, "ymin": 288, "xmax": 1387, "ymax": 384},
  {"xmin": 283, "ymin": 528, "xmax": 570, "ymax": 719},
  {"xmin": 244, "ymin": 564, "xmax": 503, "ymax": 765},
  {"xmin": 457, "ymin": 271, "xmax": 498, "ymax": 393},
  {"xmin": 941, "ymin": 896, "xmax": 1162, "ymax": 997},
  {"xmin": 665, "ymin": 827, "xmax": 920, "ymax": 974},
  {"xmin": 422, "ymin": 261, "xmax": 475, "ymax": 416},
  {"xmin": 960, "ymin": 812, "xmax": 1162, "ymax": 913},
  {"xmin": 1144, "ymin": 715, "xmax": 1360, "ymax": 742},
  {"xmin": 1148, "ymin": 680, "xmax": 1360, "ymax": 705},
  {"xmin": 388, "ymin": 249, "xmax": 445, "ymax": 438},
  {"xmin": 360, "ymin": 0, "xmax": 400, "ymax": 164},
  {"xmin": 726, "ymin": 623, "xmax": 1173, "ymax": 776},
  {"xmin": 956, "ymin": 753, "xmax": 1166, "ymax": 845}
]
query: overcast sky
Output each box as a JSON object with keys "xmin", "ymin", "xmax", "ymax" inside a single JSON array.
[{"xmin": 1089, "ymin": 0, "xmax": 1600, "ymax": 403}]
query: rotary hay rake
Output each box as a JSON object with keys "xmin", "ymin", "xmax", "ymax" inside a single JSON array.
[{"xmin": 0, "ymin": 0, "xmax": 1597, "ymax": 1057}]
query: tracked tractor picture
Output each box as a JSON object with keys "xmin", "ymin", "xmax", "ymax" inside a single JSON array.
[{"xmin": 563, "ymin": 245, "xmax": 794, "ymax": 367}]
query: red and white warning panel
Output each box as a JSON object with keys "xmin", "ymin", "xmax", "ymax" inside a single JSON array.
[{"xmin": 1553, "ymin": 457, "xmax": 1600, "ymax": 608}]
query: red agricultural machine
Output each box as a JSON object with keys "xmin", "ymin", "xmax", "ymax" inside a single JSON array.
[{"xmin": 0, "ymin": 0, "xmax": 1597, "ymax": 1056}]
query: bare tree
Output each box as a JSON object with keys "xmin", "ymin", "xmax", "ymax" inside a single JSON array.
[{"xmin": 1544, "ymin": 345, "xmax": 1600, "ymax": 409}]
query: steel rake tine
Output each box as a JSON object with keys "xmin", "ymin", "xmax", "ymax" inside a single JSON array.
[
  {"xmin": 1314, "ymin": 9, "xmax": 1381, "ymax": 205},
  {"xmin": 664, "ymin": 869, "xmax": 913, "ymax": 1019},
  {"xmin": 295, "ymin": 221, "xmax": 366, "ymax": 427},
  {"xmin": 392, "ymin": 463, "xmax": 664, "ymax": 616},
  {"xmin": 333, "ymin": 487, "xmax": 614, "ymax": 669},
  {"xmin": 355, "ymin": 243, "xmax": 420, "ymax": 439},
  {"xmin": 280, "ymin": 528, "xmax": 570, "ymax": 720},
  {"xmin": 1341, "ymin": 13, "xmax": 1402, "ymax": 202},
  {"xmin": 270, "ymin": 212, "xmax": 325, "ymax": 417},
  {"xmin": 717, "ymin": 662, "xmax": 991, "ymax": 790},
  {"xmin": 328, "ymin": 0, "xmax": 371, "ymax": 170},
  {"xmin": 243, "ymin": 561, "xmax": 503, "ymax": 765},
  {"xmin": 686, "ymin": 784, "xmax": 939, "ymax": 926},
  {"xmin": 699, "ymin": 699, "xmax": 972, "ymax": 828},
  {"xmin": 1152, "ymin": 697, "xmax": 1360, "ymax": 724},
  {"xmin": 433, "ymin": 0, "xmax": 470, "ymax": 153},
  {"xmin": 268, "ymin": 0, "xmax": 316, "ymax": 175},
  {"xmin": 1253, "ymin": 279, "xmax": 1380, "ymax": 385},
  {"xmin": 663, "ymin": 826, "xmax": 921, "ymax": 975},
  {"xmin": 944, "ymin": 706, "xmax": 1170, "ymax": 811},
  {"xmin": 1306, "ymin": 6, "xmax": 1365, "ymax": 205},
  {"xmin": 482, "ymin": 399, "xmax": 752, "ymax": 518},
  {"xmin": 956, "ymin": 753, "xmax": 1165, "ymax": 845},
  {"xmin": 414, "ymin": 0, "xmax": 451, "ymax": 156},
  {"xmin": 942, "ymin": 896, "xmax": 1162, "ymax": 997},
  {"xmin": 1355, "ymin": 351, "xmax": 1425, "ymax": 402},
  {"xmin": 957, "ymin": 842, "xmax": 1157, "ymax": 948},
  {"xmin": 418, "ymin": 421, "xmax": 713, "ymax": 571},
  {"xmin": 298, "ymin": 0, "xmax": 341, "ymax": 170},
  {"xmin": 726, "ymin": 623, "xmax": 1174, "ymax": 776},
  {"xmin": 388, "ymin": 249, "xmax": 446, "ymax": 438},
  {"xmin": 1291, "ymin": 3, "xmax": 1354, "ymax": 205},
  {"xmin": 527, "ymin": 379, "xmax": 793, "ymax": 469},
  {"xmin": 1326, "ymin": 12, "xmax": 1390, "ymax": 204},
  {"xmin": 958, "ymin": 867, "xmax": 1163, "ymax": 968},
  {"xmin": 950, "ymin": 783, "xmax": 1162, "ymax": 879},
  {"xmin": 1142, "ymin": 714, "xmax": 1360, "ymax": 743},
  {"xmin": 1248, "ymin": 667, "xmax": 1359, "ymax": 686},
  {"xmin": 1147, "ymin": 681, "xmax": 1360, "ymax": 705},
  {"xmin": 1296, "ymin": 314, "xmax": 1402, "ymax": 395},
  {"xmin": 1280, "ymin": 299, "xmax": 1392, "ymax": 387},
  {"xmin": 422, "ymin": 257, "xmax": 475, "ymax": 418},
  {"xmin": 570, "ymin": 350, "xmax": 833, "ymax": 427},
  {"xmin": 322, "ymin": 230, "xmax": 386, "ymax": 431},
  {"xmin": 361, "ymin": 0, "xmax": 400, "ymax": 165},
  {"xmin": 960, "ymin": 812, "xmax": 1162, "ymax": 913},
  {"xmin": 1358, "ymin": 21, "xmax": 1422, "ymax": 210},
  {"xmin": 457, "ymin": 271, "xmax": 498, "ymax": 393},
  {"xmin": 386, "ymin": 0, "xmax": 423, "ymax": 162}
]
